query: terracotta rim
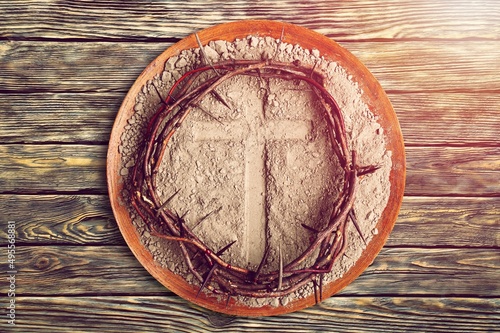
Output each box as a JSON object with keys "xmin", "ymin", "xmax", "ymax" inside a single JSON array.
[{"xmin": 107, "ymin": 20, "xmax": 406, "ymax": 316}]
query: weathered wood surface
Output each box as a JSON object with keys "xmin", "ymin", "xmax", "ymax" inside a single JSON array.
[
  {"xmin": 0, "ymin": 144, "xmax": 106, "ymax": 194},
  {"xmin": 1, "ymin": 145, "xmax": 499, "ymax": 195},
  {"xmin": 13, "ymin": 296, "xmax": 500, "ymax": 333},
  {"xmin": 387, "ymin": 197, "xmax": 500, "ymax": 248},
  {"xmin": 0, "ymin": 195, "xmax": 121, "ymax": 245},
  {"xmin": 0, "ymin": 195, "xmax": 498, "ymax": 248},
  {"xmin": 1, "ymin": 0, "xmax": 499, "ymax": 329},
  {"xmin": 2, "ymin": 92, "xmax": 499, "ymax": 146},
  {"xmin": 0, "ymin": 93, "xmax": 120, "ymax": 144},
  {"xmin": 393, "ymin": 93, "xmax": 500, "ymax": 146},
  {"xmin": 1, "ymin": 41, "xmax": 499, "ymax": 93},
  {"xmin": 405, "ymin": 146, "xmax": 500, "ymax": 196},
  {"xmin": 1, "ymin": 0, "xmax": 499, "ymax": 40},
  {"xmin": 14, "ymin": 246, "xmax": 499, "ymax": 297}
]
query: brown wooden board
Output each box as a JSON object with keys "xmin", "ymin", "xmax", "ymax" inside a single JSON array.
[
  {"xmin": 12, "ymin": 296, "xmax": 500, "ymax": 332},
  {"xmin": 1, "ymin": 0, "xmax": 499, "ymax": 40},
  {"xmin": 0, "ymin": 0, "xmax": 498, "ymax": 328},
  {"xmin": 0, "ymin": 195, "xmax": 121, "ymax": 245},
  {"xmin": 0, "ymin": 195, "xmax": 498, "ymax": 248},
  {"xmin": 14, "ymin": 246, "xmax": 499, "ymax": 297},
  {"xmin": 1, "ymin": 41, "xmax": 499, "ymax": 93},
  {"xmin": 1, "ymin": 92, "xmax": 499, "ymax": 146},
  {"xmin": 1, "ymin": 145, "xmax": 498, "ymax": 195}
]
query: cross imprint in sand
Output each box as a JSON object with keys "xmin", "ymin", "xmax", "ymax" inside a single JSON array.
[{"xmin": 192, "ymin": 83, "xmax": 312, "ymax": 266}]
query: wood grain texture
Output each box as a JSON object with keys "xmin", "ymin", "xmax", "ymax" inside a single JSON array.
[
  {"xmin": 0, "ymin": 92, "xmax": 120, "ymax": 144},
  {"xmin": 1, "ymin": 41, "xmax": 499, "ymax": 93},
  {"xmin": 1, "ymin": 145, "xmax": 498, "ymax": 195},
  {"xmin": 387, "ymin": 197, "xmax": 500, "ymax": 248},
  {"xmin": 11, "ymin": 296, "xmax": 499, "ymax": 332},
  {"xmin": 348, "ymin": 41, "xmax": 500, "ymax": 93},
  {"xmin": 405, "ymin": 146, "xmax": 500, "ymax": 196},
  {"xmin": 15, "ymin": 246, "xmax": 499, "ymax": 296},
  {"xmin": 1, "ymin": 195, "xmax": 498, "ymax": 248},
  {"xmin": 0, "ymin": 41, "xmax": 169, "ymax": 93},
  {"xmin": 1, "ymin": 0, "xmax": 499, "ymax": 40},
  {"xmin": 0, "ymin": 195, "xmax": 121, "ymax": 245},
  {"xmin": 393, "ymin": 93, "xmax": 500, "ymax": 146},
  {"xmin": 0, "ymin": 0, "xmax": 498, "ymax": 325},
  {"xmin": 2, "ymin": 92, "xmax": 499, "ymax": 146},
  {"xmin": 16, "ymin": 245, "xmax": 166, "ymax": 296},
  {"xmin": 0, "ymin": 144, "xmax": 106, "ymax": 193}
]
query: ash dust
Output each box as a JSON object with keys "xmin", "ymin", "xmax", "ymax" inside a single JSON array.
[{"xmin": 118, "ymin": 35, "xmax": 392, "ymax": 308}]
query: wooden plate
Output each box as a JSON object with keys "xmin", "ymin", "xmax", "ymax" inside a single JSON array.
[{"xmin": 107, "ymin": 20, "xmax": 406, "ymax": 316}]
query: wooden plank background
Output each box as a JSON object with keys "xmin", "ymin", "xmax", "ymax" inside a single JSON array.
[{"xmin": 1, "ymin": 1, "xmax": 499, "ymax": 332}]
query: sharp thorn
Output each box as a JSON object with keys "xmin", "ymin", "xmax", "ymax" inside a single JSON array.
[
  {"xmin": 357, "ymin": 164, "xmax": 380, "ymax": 176},
  {"xmin": 174, "ymin": 210, "xmax": 188, "ymax": 236},
  {"xmin": 215, "ymin": 240, "xmax": 237, "ymax": 256},
  {"xmin": 273, "ymin": 25, "xmax": 286, "ymax": 59},
  {"xmin": 301, "ymin": 223, "xmax": 319, "ymax": 233},
  {"xmin": 192, "ymin": 206, "xmax": 222, "ymax": 230},
  {"xmin": 180, "ymin": 209, "xmax": 190, "ymax": 220},
  {"xmin": 196, "ymin": 264, "xmax": 217, "ymax": 299},
  {"xmin": 167, "ymin": 188, "xmax": 181, "ymax": 203},
  {"xmin": 152, "ymin": 84, "xmax": 167, "ymax": 105},
  {"xmin": 211, "ymin": 90, "xmax": 232, "ymax": 111},
  {"xmin": 349, "ymin": 209, "xmax": 367, "ymax": 245},
  {"xmin": 310, "ymin": 61, "xmax": 318, "ymax": 78},
  {"xmin": 195, "ymin": 32, "xmax": 220, "ymax": 76},
  {"xmin": 194, "ymin": 32, "xmax": 205, "ymax": 56},
  {"xmin": 155, "ymin": 188, "xmax": 181, "ymax": 217},
  {"xmin": 312, "ymin": 278, "xmax": 319, "ymax": 304},
  {"xmin": 254, "ymin": 243, "xmax": 270, "ymax": 282},
  {"xmin": 278, "ymin": 242, "xmax": 283, "ymax": 291}
]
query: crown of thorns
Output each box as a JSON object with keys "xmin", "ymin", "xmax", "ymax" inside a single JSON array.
[{"xmin": 129, "ymin": 43, "xmax": 378, "ymax": 305}]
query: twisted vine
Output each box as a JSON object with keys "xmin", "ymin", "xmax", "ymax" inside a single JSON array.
[{"xmin": 129, "ymin": 57, "xmax": 378, "ymax": 304}]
